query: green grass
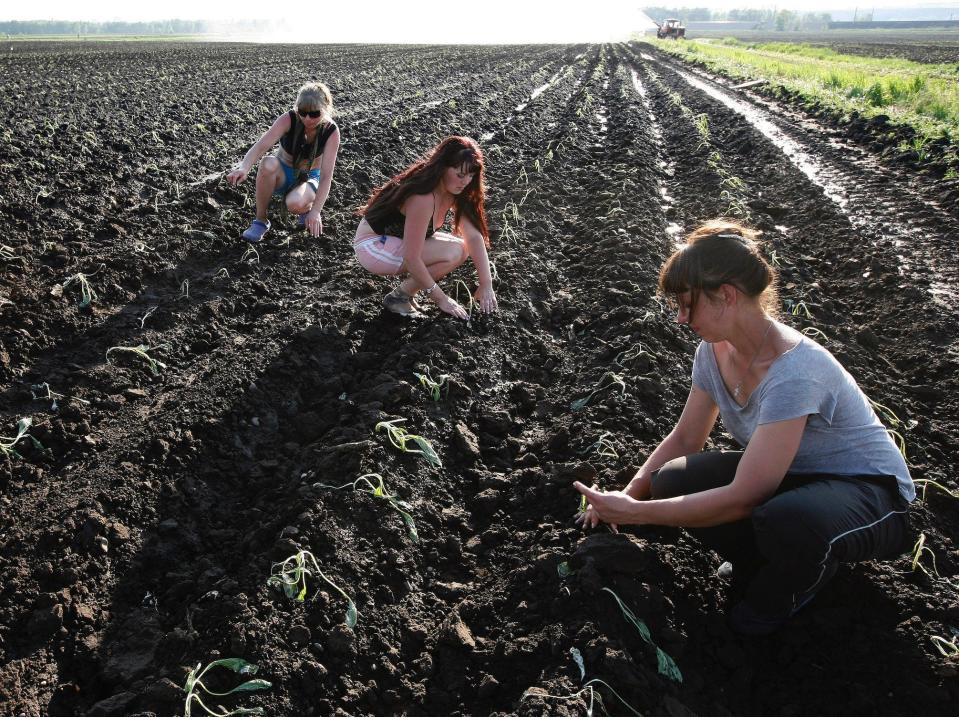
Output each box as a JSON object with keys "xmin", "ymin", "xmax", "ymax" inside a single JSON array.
[{"xmin": 646, "ymin": 38, "xmax": 959, "ymax": 145}]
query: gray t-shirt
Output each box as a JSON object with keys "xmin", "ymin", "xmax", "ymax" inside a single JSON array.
[{"xmin": 692, "ymin": 335, "xmax": 914, "ymax": 501}]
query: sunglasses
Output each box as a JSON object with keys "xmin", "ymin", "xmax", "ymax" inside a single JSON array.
[{"xmin": 297, "ymin": 109, "xmax": 324, "ymax": 119}]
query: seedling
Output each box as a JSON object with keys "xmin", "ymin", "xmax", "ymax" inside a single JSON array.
[
  {"xmin": 521, "ymin": 647, "xmax": 645, "ymax": 717},
  {"xmin": 908, "ymin": 533, "xmax": 954, "ymax": 586},
  {"xmin": 139, "ymin": 306, "xmax": 158, "ymax": 329},
  {"xmin": 182, "ymin": 658, "xmax": 271, "ymax": 717},
  {"xmin": 0, "ymin": 245, "xmax": 18, "ymax": 262},
  {"xmin": 214, "ymin": 268, "xmax": 230, "ymax": 280},
  {"xmin": 0, "ymin": 417, "xmax": 46, "ymax": 461},
  {"xmin": 784, "ymin": 299, "xmax": 814, "ymax": 319},
  {"xmin": 913, "ymin": 479, "xmax": 959, "ymax": 501},
  {"xmin": 240, "ymin": 245, "xmax": 260, "ymax": 264},
  {"xmin": 106, "ymin": 344, "xmax": 169, "ymax": 376},
  {"xmin": 413, "ymin": 369, "xmax": 449, "ymax": 401},
  {"xmin": 451, "ymin": 279, "xmax": 478, "ymax": 322},
  {"xmin": 931, "ymin": 633, "xmax": 959, "ymax": 657},
  {"xmin": 693, "ymin": 112, "xmax": 710, "ymax": 148},
  {"xmin": 374, "ymin": 418, "xmax": 442, "ymax": 468},
  {"xmin": 614, "ymin": 343, "xmax": 654, "ymax": 369},
  {"xmin": 268, "ymin": 550, "xmax": 358, "ymax": 628},
  {"xmin": 571, "ymin": 372, "xmax": 626, "ymax": 412},
  {"xmin": 179, "ymin": 279, "xmax": 191, "ymax": 300},
  {"xmin": 603, "ymin": 587, "xmax": 682, "ymax": 682},
  {"xmin": 581, "ymin": 432, "xmax": 619, "ymax": 459},
  {"xmin": 316, "ymin": 473, "xmax": 418, "ymax": 541},
  {"xmin": 801, "ymin": 326, "xmax": 828, "ymax": 340},
  {"xmin": 30, "ymin": 382, "xmax": 89, "ymax": 411},
  {"xmin": 62, "ymin": 265, "xmax": 103, "ymax": 307}
]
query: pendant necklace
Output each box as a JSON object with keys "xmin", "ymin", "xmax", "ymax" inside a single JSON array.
[{"xmin": 732, "ymin": 320, "xmax": 773, "ymax": 401}]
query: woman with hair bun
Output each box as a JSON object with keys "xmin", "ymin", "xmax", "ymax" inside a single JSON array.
[
  {"xmin": 354, "ymin": 136, "xmax": 496, "ymax": 319},
  {"xmin": 227, "ymin": 81, "xmax": 340, "ymax": 242},
  {"xmin": 575, "ymin": 219, "xmax": 914, "ymax": 635}
]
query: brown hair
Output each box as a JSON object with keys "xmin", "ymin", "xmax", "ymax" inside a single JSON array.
[
  {"xmin": 359, "ymin": 136, "xmax": 489, "ymax": 245},
  {"xmin": 658, "ymin": 219, "xmax": 779, "ymax": 316}
]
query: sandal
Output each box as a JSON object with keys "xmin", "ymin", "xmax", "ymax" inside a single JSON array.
[
  {"xmin": 383, "ymin": 287, "xmax": 424, "ymax": 317},
  {"xmin": 242, "ymin": 218, "xmax": 270, "ymax": 243}
]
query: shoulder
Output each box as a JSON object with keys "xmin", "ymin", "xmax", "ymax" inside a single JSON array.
[
  {"xmin": 402, "ymin": 192, "xmax": 433, "ymax": 214},
  {"xmin": 275, "ymin": 111, "xmax": 295, "ymax": 130}
]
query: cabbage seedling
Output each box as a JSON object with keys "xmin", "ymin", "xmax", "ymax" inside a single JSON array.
[
  {"xmin": 182, "ymin": 658, "xmax": 271, "ymax": 717},
  {"xmin": 316, "ymin": 473, "xmax": 418, "ymax": 541},
  {"xmin": 913, "ymin": 479, "xmax": 959, "ymax": 501},
  {"xmin": 521, "ymin": 647, "xmax": 645, "ymax": 716},
  {"xmin": 571, "ymin": 372, "xmax": 626, "ymax": 412},
  {"xmin": 0, "ymin": 417, "xmax": 45, "ymax": 461},
  {"xmin": 375, "ymin": 418, "xmax": 442, "ymax": 468},
  {"xmin": 581, "ymin": 432, "xmax": 619, "ymax": 459},
  {"xmin": 268, "ymin": 550, "xmax": 358, "ymax": 628},
  {"xmin": 62, "ymin": 266, "xmax": 103, "ymax": 308},
  {"xmin": 603, "ymin": 587, "xmax": 682, "ymax": 683},
  {"xmin": 106, "ymin": 344, "xmax": 169, "ymax": 375},
  {"xmin": 614, "ymin": 343, "xmax": 654, "ymax": 369},
  {"xmin": 413, "ymin": 369, "xmax": 449, "ymax": 401},
  {"xmin": 801, "ymin": 327, "xmax": 828, "ymax": 340}
]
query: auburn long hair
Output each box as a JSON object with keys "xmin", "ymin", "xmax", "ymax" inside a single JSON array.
[{"xmin": 360, "ymin": 136, "xmax": 489, "ymax": 245}]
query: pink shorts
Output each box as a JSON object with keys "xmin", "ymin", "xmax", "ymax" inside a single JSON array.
[{"xmin": 354, "ymin": 234, "xmax": 405, "ymax": 276}]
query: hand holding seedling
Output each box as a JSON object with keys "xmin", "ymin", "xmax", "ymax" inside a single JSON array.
[
  {"xmin": 438, "ymin": 294, "xmax": 469, "ymax": 320},
  {"xmin": 574, "ymin": 482, "xmax": 644, "ymax": 531}
]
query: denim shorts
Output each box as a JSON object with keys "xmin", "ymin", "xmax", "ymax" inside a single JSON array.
[{"xmin": 273, "ymin": 163, "xmax": 319, "ymax": 197}]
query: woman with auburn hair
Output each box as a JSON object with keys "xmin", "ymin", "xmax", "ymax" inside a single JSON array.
[
  {"xmin": 227, "ymin": 81, "xmax": 340, "ymax": 242},
  {"xmin": 575, "ymin": 219, "xmax": 914, "ymax": 635},
  {"xmin": 354, "ymin": 136, "xmax": 497, "ymax": 319}
]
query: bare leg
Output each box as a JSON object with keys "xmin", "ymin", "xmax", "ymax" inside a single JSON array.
[
  {"xmin": 286, "ymin": 183, "xmax": 316, "ymax": 215},
  {"xmin": 398, "ymin": 234, "xmax": 468, "ymax": 295},
  {"xmin": 254, "ymin": 157, "xmax": 284, "ymax": 221}
]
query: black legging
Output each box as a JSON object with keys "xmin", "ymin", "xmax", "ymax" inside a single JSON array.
[{"xmin": 650, "ymin": 451, "xmax": 911, "ymax": 613}]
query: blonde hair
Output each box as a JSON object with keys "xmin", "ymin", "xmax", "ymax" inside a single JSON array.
[{"xmin": 295, "ymin": 81, "xmax": 334, "ymax": 122}]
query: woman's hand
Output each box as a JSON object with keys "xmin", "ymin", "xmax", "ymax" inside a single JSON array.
[
  {"xmin": 434, "ymin": 292, "xmax": 469, "ymax": 320},
  {"xmin": 474, "ymin": 284, "xmax": 498, "ymax": 314},
  {"xmin": 305, "ymin": 208, "xmax": 323, "ymax": 237},
  {"xmin": 573, "ymin": 482, "xmax": 643, "ymax": 530},
  {"xmin": 226, "ymin": 165, "xmax": 249, "ymax": 186}
]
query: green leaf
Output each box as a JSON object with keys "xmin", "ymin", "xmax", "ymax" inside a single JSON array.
[
  {"xmin": 204, "ymin": 658, "xmax": 258, "ymax": 674},
  {"xmin": 225, "ymin": 678, "xmax": 272, "ymax": 693},
  {"xmin": 346, "ymin": 601, "xmax": 358, "ymax": 629}
]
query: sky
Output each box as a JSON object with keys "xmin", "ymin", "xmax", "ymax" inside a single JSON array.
[{"xmin": 2, "ymin": 1, "xmax": 954, "ymax": 42}]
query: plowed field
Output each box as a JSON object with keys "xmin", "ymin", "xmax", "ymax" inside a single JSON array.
[{"xmin": 1, "ymin": 41, "xmax": 958, "ymax": 717}]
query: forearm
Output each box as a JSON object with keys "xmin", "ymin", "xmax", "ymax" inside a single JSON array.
[
  {"xmin": 468, "ymin": 235, "xmax": 493, "ymax": 287},
  {"xmin": 241, "ymin": 138, "xmax": 272, "ymax": 170},
  {"xmin": 637, "ymin": 486, "xmax": 752, "ymax": 528},
  {"xmin": 312, "ymin": 176, "xmax": 332, "ymax": 211}
]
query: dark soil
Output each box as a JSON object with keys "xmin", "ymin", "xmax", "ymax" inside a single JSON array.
[{"xmin": 1, "ymin": 41, "xmax": 957, "ymax": 717}]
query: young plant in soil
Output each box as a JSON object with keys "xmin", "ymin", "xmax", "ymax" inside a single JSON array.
[
  {"xmin": 182, "ymin": 658, "xmax": 271, "ymax": 717},
  {"xmin": 268, "ymin": 550, "xmax": 358, "ymax": 628},
  {"xmin": 374, "ymin": 418, "xmax": 442, "ymax": 468},
  {"xmin": 30, "ymin": 382, "xmax": 89, "ymax": 411},
  {"xmin": 1, "ymin": 417, "xmax": 45, "ymax": 461},
  {"xmin": 413, "ymin": 369, "xmax": 449, "ymax": 402},
  {"xmin": 913, "ymin": 479, "xmax": 959, "ymax": 501},
  {"xmin": 316, "ymin": 473, "xmax": 418, "ymax": 542},
  {"xmin": 571, "ymin": 372, "xmax": 627, "ymax": 411},
  {"xmin": 61, "ymin": 265, "xmax": 103, "ymax": 308},
  {"xmin": 931, "ymin": 633, "xmax": 959, "ymax": 657},
  {"xmin": 105, "ymin": 344, "xmax": 169, "ymax": 375},
  {"xmin": 580, "ymin": 432, "xmax": 619, "ymax": 459},
  {"xmin": 603, "ymin": 587, "xmax": 683, "ymax": 683},
  {"xmin": 522, "ymin": 647, "xmax": 645, "ymax": 716}
]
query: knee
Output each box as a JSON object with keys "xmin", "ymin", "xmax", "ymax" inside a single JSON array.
[
  {"xmin": 260, "ymin": 156, "xmax": 281, "ymax": 174},
  {"xmin": 444, "ymin": 238, "xmax": 468, "ymax": 266},
  {"xmin": 649, "ymin": 457, "xmax": 690, "ymax": 500},
  {"xmin": 287, "ymin": 199, "xmax": 312, "ymax": 214}
]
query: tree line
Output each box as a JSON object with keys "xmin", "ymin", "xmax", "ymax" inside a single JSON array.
[
  {"xmin": 1, "ymin": 20, "xmax": 211, "ymax": 35},
  {"xmin": 642, "ymin": 7, "xmax": 833, "ymax": 31}
]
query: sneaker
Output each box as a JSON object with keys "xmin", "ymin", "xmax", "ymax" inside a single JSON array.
[
  {"xmin": 242, "ymin": 219, "xmax": 270, "ymax": 243},
  {"xmin": 383, "ymin": 288, "xmax": 424, "ymax": 317}
]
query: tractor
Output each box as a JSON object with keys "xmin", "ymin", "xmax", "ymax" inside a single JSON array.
[{"xmin": 656, "ymin": 18, "xmax": 686, "ymax": 40}]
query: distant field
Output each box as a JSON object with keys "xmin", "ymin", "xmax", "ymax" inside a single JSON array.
[{"xmin": 643, "ymin": 29, "xmax": 959, "ymax": 64}]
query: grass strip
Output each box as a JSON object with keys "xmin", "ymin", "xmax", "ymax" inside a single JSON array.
[{"xmin": 646, "ymin": 38, "xmax": 959, "ymax": 154}]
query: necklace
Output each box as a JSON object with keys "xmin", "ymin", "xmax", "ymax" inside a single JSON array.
[{"xmin": 731, "ymin": 320, "xmax": 773, "ymax": 401}]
